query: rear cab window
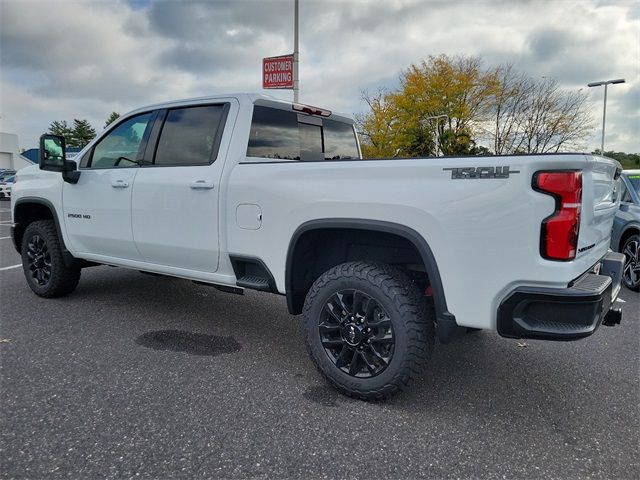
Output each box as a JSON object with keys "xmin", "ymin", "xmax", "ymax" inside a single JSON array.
[{"xmin": 246, "ymin": 105, "xmax": 360, "ymax": 161}]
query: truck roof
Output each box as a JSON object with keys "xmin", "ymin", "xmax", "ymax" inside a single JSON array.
[{"xmin": 124, "ymin": 93, "xmax": 355, "ymax": 124}]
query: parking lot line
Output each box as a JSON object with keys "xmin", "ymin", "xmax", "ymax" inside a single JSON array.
[
  {"xmin": 0, "ymin": 236, "xmax": 11, "ymax": 240},
  {"xmin": 0, "ymin": 264, "xmax": 21, "ymax": 271}
]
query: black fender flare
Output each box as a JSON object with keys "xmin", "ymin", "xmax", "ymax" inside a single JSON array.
[
  {"xmin": 12, "ymin": 197, "xmax": 76, "ymax": 267},
  {"xmin": 285, "ymin": 218, "xmax": 458, "ymax": 341}
]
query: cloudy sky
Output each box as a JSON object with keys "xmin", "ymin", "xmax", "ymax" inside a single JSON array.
[{"xmin": 1, "ymin": 0, "xmax": 638, "ymax": 152}]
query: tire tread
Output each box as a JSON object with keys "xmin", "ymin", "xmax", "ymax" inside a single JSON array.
[
  {"xmin": 303, "ymin": 261, "xmax": 435, "ymax": 401},
  {"xmin": 21, "ymin": 220, "xmax": 81, "ymax": 298}
]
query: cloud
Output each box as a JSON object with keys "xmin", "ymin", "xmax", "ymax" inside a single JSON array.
[{"xmin": 0, "ymin": 0, "xmax": 638, "ymax": 153}]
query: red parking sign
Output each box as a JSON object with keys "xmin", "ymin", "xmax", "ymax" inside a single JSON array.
[{"xmin": 263, "ymin": 54, "xmax": 294, "ymax": 89}]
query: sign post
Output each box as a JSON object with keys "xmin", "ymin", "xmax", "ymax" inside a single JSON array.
[
  {"xmin": 262, "ymin": 0, "xmax": 299, "ymax": 100},
  {"xmin": 293, "ymin": 0, "xmax": 299, "ymax": 102}
]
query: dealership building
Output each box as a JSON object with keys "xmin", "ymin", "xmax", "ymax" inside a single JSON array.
[{"xmin": 0, "ymin": 132, "xmax": 34, "ymax": 171}]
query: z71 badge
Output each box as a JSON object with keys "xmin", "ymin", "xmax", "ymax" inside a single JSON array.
[{"xmin": 443, "ymin": 166, "xmax": 520, "ymax": 179}]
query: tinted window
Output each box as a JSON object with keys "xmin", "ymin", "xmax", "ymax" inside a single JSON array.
[
  {"xmin": 246, "ymin": 106, "xmax": 359, "ymax": 161},
  {"xmin": 154, "ymin": 105, "xmax": 225, "ymax": 166},
  {"xmin": 247, "ymin": 106, "xmax": 300, "ymax": 159},
  {"xmin": 79, "ymin": 150, "xmax": 91, "ymax": 168},
  {"xmin": 299, "ymin": 123, "xmax": 323, "ymax": 161},
  {"xmin": 90, "ymin": 113, "xmax": 153, "ymax": 168},
  {"xmin": 323, "ymin": 119, "xmax": 359, "ymax": 159}
]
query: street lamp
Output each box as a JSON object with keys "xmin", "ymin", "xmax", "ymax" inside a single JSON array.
[
  {"xmin": 421, "ymin": 115, "xmax": 448, "ymax": 156},
  {"xmin": 587, "ymin": 78, "xmax": 625, "ymax": 154}
]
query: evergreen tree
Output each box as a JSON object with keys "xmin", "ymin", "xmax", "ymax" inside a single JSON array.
[
  {"xmin": 104, "ymin": 112, "xmax": 121, "ymax": 129},
  {"xmin": 47, "ymin": 120, "xmax": 74, "ymax": 145},
  {"xmin": 71, "ymin": 119, "xmax": 97, "ymax": 148}
]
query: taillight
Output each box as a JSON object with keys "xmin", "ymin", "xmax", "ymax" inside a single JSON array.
[{"xmin": 533, "ymin": 170, "xmax": 582, "ymax": 261}]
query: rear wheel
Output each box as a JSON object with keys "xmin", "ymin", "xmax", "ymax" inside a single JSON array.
[
  {"xmin": 621, "ymin": 234, "xmax": 640, "ymax": 291},
  {"xmin": 303, "ymin": 261, "xmax": 435, "ymax": 400},
  {"xmin": 21, "ymin": 220, "xmax": 81, "ymax": 298}
]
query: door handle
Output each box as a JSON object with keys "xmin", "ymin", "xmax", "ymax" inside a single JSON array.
[
  {"xmin": 189, "ymin": 180, "xmax": 215, "ymax": 190},
  {"xmin": 111, "ymin": 179, "xmax": 129, "ymax": 188}
]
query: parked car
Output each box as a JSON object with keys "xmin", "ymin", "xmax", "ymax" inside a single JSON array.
[
  {"xmin": 0, "ymin": 169, "xmax": 17, "ymax": 182},
  {"xmin": 611, "ymin": 170, "xmax": 640, "ymax": 291},
  {"xmin": 10, "ymin": 94, "xmax": 625, "ymax": 400},
  {"xmin": 0, "ymin": 175, "xmax": 15, "ymax": 200}
]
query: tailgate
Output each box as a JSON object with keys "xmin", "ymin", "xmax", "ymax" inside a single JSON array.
[{"xmin": 578, "ymin": 154, "xmax": 621, "ymax": 259}]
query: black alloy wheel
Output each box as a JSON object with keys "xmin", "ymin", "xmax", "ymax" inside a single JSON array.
[
  {"xmin": 26, "ymin": 234, "xmax": 52, "ymax": 286},
  {"xmin": 319, "ymin": 289, "xmax": 394, "ymax": 378},
  {"xmin": 622, "ymin": 234, "xmax": 640, "ymax": 291}
]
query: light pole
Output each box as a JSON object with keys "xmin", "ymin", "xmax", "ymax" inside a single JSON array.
[
  {"xmin": 422, "ymin": 115, "xmax": 448, "ymax": 156},
  {"xmin": 587, "ymin": 78, "xmax": 625, "ymax": 154},
  {"xmin": 293, "ymin": 0, "xmax": 299, "ymax": 103}
]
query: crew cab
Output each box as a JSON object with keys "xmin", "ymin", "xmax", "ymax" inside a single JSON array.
[{"xmin": 11, "ymin": 94, "xmax": 625, "ymax": 400}]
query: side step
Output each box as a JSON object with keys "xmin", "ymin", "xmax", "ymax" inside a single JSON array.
[
  {"xmin": 236, "ymin": 275, "xmax": 270, "ymax": 291},
  {"xmin": 193, "ymin": 280, "xmax": 244, "ymax": 295},
  {"xmin": 230, "ymin": 256, "xmax": 277, "ymax": 293}
]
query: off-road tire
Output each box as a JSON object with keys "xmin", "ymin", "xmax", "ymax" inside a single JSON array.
[
  {"xmin": 303, "ymin": 261, "xmax": 435, "ymax": 400},
  {"xmin": 21, "ymin": 220, "xmax": 81, "ymax": 298}
]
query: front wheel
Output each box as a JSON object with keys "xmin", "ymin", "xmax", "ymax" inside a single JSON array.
[
  {"xmin": 622, "ymin": 234, "xmax": 640, "ymax": 291},
  {"xmin": 21, "ymin": 220, "xmax": 81, "ymax": 298},
  {"xmin": 303, "ymin": 261, "xmax": 435, "ymax": 400}
]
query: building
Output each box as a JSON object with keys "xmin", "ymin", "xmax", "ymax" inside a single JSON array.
[
  {"xmin": 22, "ymin": 147, "xmax": 82, "ymax": 163},
  {"xmin": 0, "ymin": 132, "xmax": 35, "ymax": 170}
]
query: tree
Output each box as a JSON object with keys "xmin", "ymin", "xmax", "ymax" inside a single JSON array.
[
  {"xmin": 47, "ymin": 120, "xmax": 73, "ymax": 145},
  {"xmin": 357, "ymin": 55, "xmax": 594, "ymax": 158},
  {"xmin": 71, "ymin": 119, "xmax": 96, "ymax": 148},
  {"xmin": 594, "ymin": 150, "xmax": 640, "ymax": 169},
  {"xmin": 104, "ymin": 112, "xmax": 120, "ymax": 129},
  {"xmin": 489, "ymin": 66, "xmax": 593, "ymax": 154},
  {"xmin": 355, "ymin": 89, "xmax": 403, "ymax": 158},
  {"xmin": 356, "ymin": 55, "xmax": 499, "ymax": 158}
]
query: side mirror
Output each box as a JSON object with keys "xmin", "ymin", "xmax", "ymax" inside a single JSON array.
[
  {"xmin": 39, "ymin": 134, "xmax": 66, "ymax": 172},
  {"xmin": 39, "ymin": 134, "xmax": 81, "ymax": 183}
]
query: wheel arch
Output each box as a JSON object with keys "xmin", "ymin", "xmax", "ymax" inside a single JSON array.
[
  {"xmin": 285, "ymin": 218, "xmax": 457, "ymax": 334},
  {"xmin": 619, "ymin": 223, "xmax": 640, "ymax": 252},
  {"xmin": 12, "ymin": 197, "xmax": 76, "ymax": 267}
]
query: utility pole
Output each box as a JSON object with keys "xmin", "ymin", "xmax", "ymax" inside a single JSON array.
[
  {"xmin": 587, "ymin": 78, "xmax": 625, "ymax": 154},
  {"xmin": 293, "ymin": 0, "xmax": 299, "ymax": 103}
]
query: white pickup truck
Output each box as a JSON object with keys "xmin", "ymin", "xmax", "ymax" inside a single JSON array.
[{"xmin": 11, "ymin": 94, "xmax": 625, "ymax": 400}]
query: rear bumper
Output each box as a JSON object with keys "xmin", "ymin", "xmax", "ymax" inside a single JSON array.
[{"xmin": 497, "ymin": 251, "xmax": 625, "ymax": 341}]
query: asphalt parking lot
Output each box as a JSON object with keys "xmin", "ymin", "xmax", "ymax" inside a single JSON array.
[{"xmin": 0, "ymin": 203, "xmax": 638, "ymax": 479}]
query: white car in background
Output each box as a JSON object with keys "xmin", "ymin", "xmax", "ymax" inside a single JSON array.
[{"xmin": 0, "ymin": 175, "xmax": 14, "ymax": 200}]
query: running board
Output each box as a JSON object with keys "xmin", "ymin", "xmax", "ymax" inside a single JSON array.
[{"xmin": 192, "ymin": 280, "xmax": 244, "ymax": 295}]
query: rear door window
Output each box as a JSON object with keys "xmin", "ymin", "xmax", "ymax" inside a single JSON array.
[
  {"xmin": 154, "ymin": 105, "xmax": 227, "ymax": 166},
  {"xmin": 247, "ymin": 106, "xmax": 359, "ymax": 161}
]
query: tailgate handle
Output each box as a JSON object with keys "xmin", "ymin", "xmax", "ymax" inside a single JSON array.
[{"xmin": 189, "ymin": 180, "xmax": 215, "ymax": 190}]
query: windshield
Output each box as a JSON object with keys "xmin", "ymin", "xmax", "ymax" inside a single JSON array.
[{"xmin": 627, "ymin": 174, "xmax": 640, "ymax": 195}]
